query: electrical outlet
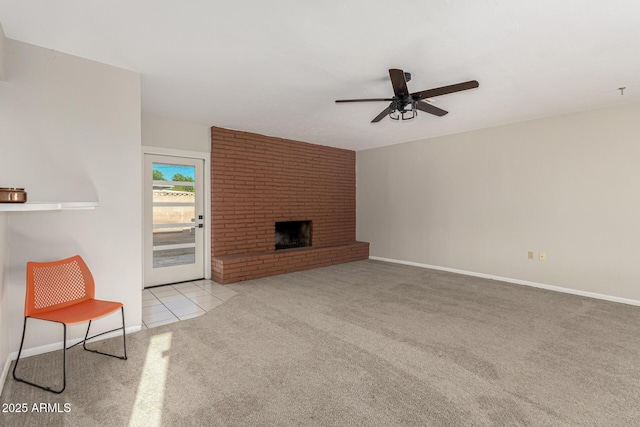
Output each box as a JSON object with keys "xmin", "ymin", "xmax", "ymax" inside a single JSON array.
[
  {"xmin": 539, "ymin": 251, "xmax": 547, "ymax": 261},
  {"xmin": 528, "ymin": 251, "xmax": 534, "ymax": 260}
]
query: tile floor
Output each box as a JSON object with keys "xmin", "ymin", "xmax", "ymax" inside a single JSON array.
[{"xmin": 142, "ymin": 279, "xmax": 237, "ymax": 329}]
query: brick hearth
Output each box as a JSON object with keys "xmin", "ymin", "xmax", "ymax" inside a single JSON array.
[{"xmin": 211, "ymin": 127, "xmax": 369, "ymax": 284}]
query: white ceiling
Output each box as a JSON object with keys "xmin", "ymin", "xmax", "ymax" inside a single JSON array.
[{"xmin": 1, "ymin": 1, "xmax": 639, "ymax": 151}]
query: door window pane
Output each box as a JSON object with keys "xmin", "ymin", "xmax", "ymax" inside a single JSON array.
[{"xmin": 152, "ymin": 163, "xmax": 196, "ymax": 268}]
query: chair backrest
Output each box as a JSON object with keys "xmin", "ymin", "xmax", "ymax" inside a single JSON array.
[{"xmin": 25, "ymin": 255, "xmax": 95, "ymax": 317}]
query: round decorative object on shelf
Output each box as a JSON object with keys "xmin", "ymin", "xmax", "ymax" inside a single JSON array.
[{"xmin": 0, "ymin": 188, "xmax": 28, "ymax": 203}]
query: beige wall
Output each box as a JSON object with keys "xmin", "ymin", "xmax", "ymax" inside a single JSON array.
[
  {"xmin": 0, "ymin": 213, "xmax": 7, "ymax": 391},
  {"xmin": 153, "ymin": 191, "xmax": 195, "ymax": 228},
  {"xmin": 357, "ymin": 102, "xmax": 640, "ymax": 302},
  {"xmin": 0, "ymin": 39, "xmax": 142, "ymax": 360},
  {"xmin": 0, "ymin": 22, "xmax": 6, "ymax": 80},
  {"xmin": 142, "ymin": 113, "xmax": 211, "ymax": 152}
]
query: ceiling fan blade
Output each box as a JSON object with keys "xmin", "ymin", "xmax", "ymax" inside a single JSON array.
[
  {"xmin": 389, "ymin": 69, "xmax": 409, "ymax": 97},
  {"xmin": 335, "ymin": 98, "xmax": 394, "ymax": 103},
  {"xmin": 412, "ymin": 80, "xmax": 479, "ymax": 100},
  {"xmin": 416, "ymin": 101, "xmax": 448, "ymax": 117},
  {"xmin": 371, "ymin": 105, "xmax": 392, "ymax": 123}
]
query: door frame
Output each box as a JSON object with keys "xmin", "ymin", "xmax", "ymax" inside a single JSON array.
[{"xmin": 142, "ymin": 145, "xmax": 211, "ymax": 288}]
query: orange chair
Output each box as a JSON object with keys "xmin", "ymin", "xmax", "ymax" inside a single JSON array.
[{"xmin": 12, "ymin": 255, "xmax": 127, "ymax": 393}]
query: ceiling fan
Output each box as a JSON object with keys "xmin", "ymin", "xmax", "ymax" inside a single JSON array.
[{"xmin": 335, "ymin": 69, "xmax": 479, "ymax": 122}]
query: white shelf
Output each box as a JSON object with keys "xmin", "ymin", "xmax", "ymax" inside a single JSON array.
[
  {"xmin": 0, "ymin": 201, "xmax": 99, "ymax": 212},
  {"xmin": 60, "ymin": 202, "xmax": 99, "ymax": 210}
]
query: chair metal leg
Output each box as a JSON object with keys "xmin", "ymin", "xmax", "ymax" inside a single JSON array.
[
  {"xmin": 13, "ymin": 308, "xmax": 126, "ymax": 394},
  {"xmin": 82, "ymin": 307, "xmax": 128, "ymax": 360},
  {"xmin": 12, "ymin": 317, "xmax": 67, "ymax": 394}
]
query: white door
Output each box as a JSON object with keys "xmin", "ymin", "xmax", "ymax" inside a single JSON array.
[{"xmin": 144, "ymin": 154, "xmax": 205, "ymax": 287}]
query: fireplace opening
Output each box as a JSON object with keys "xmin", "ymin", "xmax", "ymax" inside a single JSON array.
[{"xmin": 275, "ymin": 221, "xmax": 311, "ymax": 250}]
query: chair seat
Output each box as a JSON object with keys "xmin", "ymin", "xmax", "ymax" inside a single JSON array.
[{"xmin": 31, "ymin": 299, "xmax": 123, "ymax": 325}]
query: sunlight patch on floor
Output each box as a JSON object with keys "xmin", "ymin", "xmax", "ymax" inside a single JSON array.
[{"xmin": 129, "ymin": 332, "xmax": 172, "ymax": 427}]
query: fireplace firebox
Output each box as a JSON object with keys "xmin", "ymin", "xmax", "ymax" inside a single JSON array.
[{"xmin": 275, "ymin": 221, "xmax": 311, "ymax": 250}]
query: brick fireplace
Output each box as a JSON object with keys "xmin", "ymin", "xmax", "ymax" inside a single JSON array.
[{"xmin": 211, "ymin": 127, "xmax": 369, "ymax": 283}]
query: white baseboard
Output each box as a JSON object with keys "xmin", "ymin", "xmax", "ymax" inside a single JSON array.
[
  {"xmin": 369, "ymin": 256, "xmax": 640, "ymax": 307},
  {"xmin": 0, "ymin": 354, "xmax": 11, "ymax": 396},
  {"xmin": 7, "ymin": 325, "xmax": 141, "ymax": 361}
]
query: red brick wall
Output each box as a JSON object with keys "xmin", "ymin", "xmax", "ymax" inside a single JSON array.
[{"xmin": 211, "ymin": 126, "xmax": 368, "ymax": 283}]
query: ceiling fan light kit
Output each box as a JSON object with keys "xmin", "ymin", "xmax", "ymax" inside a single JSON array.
[
  {"xmin": 389, "ymin": 99, "xmax": 417, "ymax": 121},
  {"xmin": 335, "ymin": 69, "xmax": 479, "ymax": 123}
]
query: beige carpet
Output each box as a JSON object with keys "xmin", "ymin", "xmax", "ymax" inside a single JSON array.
[{"xmin": 2, "ymin": 260, "xmax": 640, "ymax": 426}]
